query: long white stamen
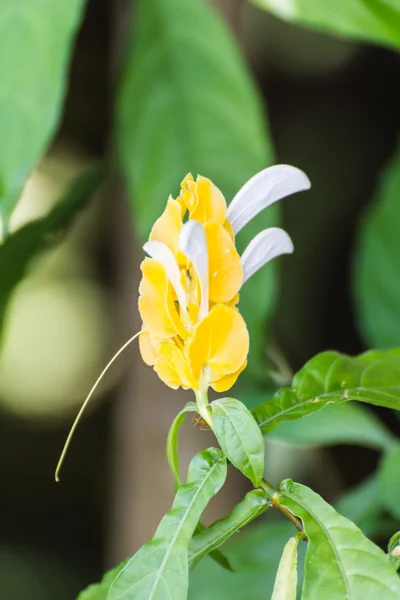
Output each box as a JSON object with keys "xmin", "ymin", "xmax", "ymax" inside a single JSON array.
[
  {"xmin": 55, "ymin": 330, "xmax": 143, "ymax": 482},
  {"xmin": 241, "ymin": 227, "xmax": 294, "ymax": 284},
  {"xmin": 227, "ymin": 165, "xmax": 311, "ymax": 235},
  {"xmin": 178, "ymin": 220, "xmax": 209, "ymax": 320},
  {"xmin": 143, "ymin": 240, "xmax": 188, "ymax": 320}
]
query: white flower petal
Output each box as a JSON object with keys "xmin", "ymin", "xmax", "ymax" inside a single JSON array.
[
  {"xmin": 227, "ymin": 164, "xmax": 311, "ymax": 235},
  {"xmin": 143, "ymin": 240, "xmax": 188, "ymax": 318},
  {"xmin": 241, "ymin": 227, "xmax": 294, "ymax": 284},
  {"xmin": 178, "ymin": 220, "xmax": 209, "ymax": 319}
]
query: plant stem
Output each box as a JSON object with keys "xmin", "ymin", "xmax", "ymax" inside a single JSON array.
[
  {"xmin": 194, "ymin": 389, "xmax": 212, "ymax": 428},
  {"xmin": 260, "ymin": 479, "xmax": 304, "ymax": 534}
]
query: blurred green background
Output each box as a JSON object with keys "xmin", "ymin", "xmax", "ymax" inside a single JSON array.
[{"xmin": 1, "ymin": 1, "xmax": 400, "ymax": 598}]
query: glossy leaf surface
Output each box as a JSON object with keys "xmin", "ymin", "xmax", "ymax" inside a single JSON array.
[
  {"xmin": 253, "ymin": 349, "xmax": 400, "ymax": 436},
  {"xmin": 211, "ymin": 397, "xmax": 265, "ymax": 486},
  {"xmin": 108, "ymin": 448, "xmax": 227, "ymax": 600},
  {"xmin": 189, "ymin": 489, "xmax": 269, "ymax": 568},
  {"xmin": 279, "ymin": 480, "xmax": 400, "ymax": 600}
]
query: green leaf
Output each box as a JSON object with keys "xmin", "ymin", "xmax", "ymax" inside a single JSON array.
[
  {"xmin": 335, "ymin": 476, "xmax": 383, "ymax": 537},
  {"xmin": 380, "ymin": 445, "xmax": 400, "ymax": 520},
  {"xmin": 354, "ymin": 144, "xmax": 400, "ymax": 348},
  {"xmin": 270, "ymin": 402, "xmax": 396, "ymax": 452},
  {"xmin": 77, "ymin": 560, "xmax": 128, "ymax": 600},
  {"xmin": 166, "ymin": 402, "xmax": 197, "ymax": 489},
  {"xmin": 189, "ymin": 489, "xmax": 269, "ymax": 569},
  {"xmin": 108, "ymin": 448, "xmax": 227, "ymax": 600},
  {"xmin": 211, "ymin": 397, "xmax": 265, "ymax": 486},
  {"xmin": 250, "ymin": 0, "xmax": 400, "ymax": 51},
  {"xmin": 189, "ymin": 521, "xmax": 297, "ymax": 600},
  {"xmin": 0, "ymin": 166, "xmax": 105, "ymax": 340},
  {"xmin": 116, "ymin": 0, "xmax": 277, "ymax": 378},
  {"xmin": 279, "ymin": 480, "xmax": 400, "ymax": 600},
  {"xmin": 166, "ymin": 403, "xmax": 232, "ymax": 572},
  {"xmin": 253, "ymin": 349, "xmax": 400, "ymax": 436},
  {"xmin": 0, "ymin": 0, "xmax": 86, "ymax": 224},
  {"xmin": 271, "ymin": 537, "xmax": 298, "ymax": 600}
]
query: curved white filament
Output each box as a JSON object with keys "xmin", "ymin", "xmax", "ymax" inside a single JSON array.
[
  {"xmin": 227, "ymin": 165, "xmax": 311, "ymax": 235},
  {"xmin": 178, "ymin": 220, "xmax": 209, "ymax": 320},
  {"xmin": 241, "ymin": 227, "xmax": 294, "ymax": 284},
  {"xmin": 143, "ymin": 240, "xmax": 188, "ymax": 320}
]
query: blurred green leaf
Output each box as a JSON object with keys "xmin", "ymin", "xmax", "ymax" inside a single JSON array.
[
  {"xmin": 77, "ymin": 560, "xmax": 127, "ymax": 600},
  {"xmin": 250, "ymin": 0, "xmax": 400, "ymax": 50},
  {"xmin": 380, "ymin": 445, "xmax": 400, "ymax": 520},
  {"xmin": 0, "ymin": 0, "xmax": 86, "ymax": 224},
  {"xmin": 108, "ymin": 448, "xmax": 227, "ymax": 600},
  {"xmin": 270, "ymin": 402, "xmax": 396, "ymax": 452},
  {"xmin": 335, "ymin": 476, "xmax": 383, "ymax": 537},
  {"xmin": 253, "ymin": 349, "xmax": 400, "ymax": 436},
  {"xmin": 211, "ymin": 398, "xmax": 265, "ymax": 486},
  {"xmin": 279, "ymin": 480, "xmax": 400, "ymax": 599},
  {"xmin": 189, "ymin": 521, "xmax": 296, "ymax": 600},
  {"xmin": 271, "ymin": 537, "xmax": 298, "ymax": 600},
  {"xmin": 0, "ymin": 166, "xmax": 104, "ymax": 341},
  {"xmin": 189, "ymin": 489, "xmax": 269, "ymax": 569},
  {"xmin": 116, "ymin": 0, "xmax": 277, "ymax": 378},
  {"xmin": 354, "ymin": 146, "xmax": 400, "ymax": 348}
]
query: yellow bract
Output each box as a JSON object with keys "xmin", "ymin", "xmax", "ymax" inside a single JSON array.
[{"xmin": 138, "ymin": 174, "xmax": 248, "ymax": 392}]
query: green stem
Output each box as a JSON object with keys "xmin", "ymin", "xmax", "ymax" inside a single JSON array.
[
  {"xmin": 194, "ymin": 389, "xmax": 212, "ymax": 428},
  {"xmin": 260, "ymin": 479, "xmax": 304, "ymax": 534}
]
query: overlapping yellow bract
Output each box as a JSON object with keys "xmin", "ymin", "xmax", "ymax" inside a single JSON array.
[{"xmin": 138, "ymin": 174, "xmax": 249, "ymax": 392}]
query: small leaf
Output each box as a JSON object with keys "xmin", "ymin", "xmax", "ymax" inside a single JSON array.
[
  {"xmin": 0, "ymin": 166, "xmax": 105, "ymax": 342},
  {"xmin": 270, "ymin": 402, "xmax": 396, "ymax": 452},
  {"xmin": 380, "ymin": 445, "xmax": 400, "ymax": 520},
  {"xmin": 116, "ymin": 0, "xmax": 277, "ymax": 378},
  {"xmin": 253, "ymin": 349, "xmax": 400, "ymax": 436},
  {"xmin": 250, "ymin": 0, "xmax": 400, "ymax": 51},
  {"xmin": 189, "ymin": 489, "xmax": 269, "ymax": 569},
  {"xmin": 271, "ymin": 537, "xmax": 298, "ymax": 600},
  {"xmin": 166, "ymin": 402, "xmax": 197, "ymax": 489},
  {"xmin": 279, "ymin": 480, "xmax": 400, "ymax": 600},
  {"xmin": 0, "ymin": 0, "xmax": 86, "ymax": 223},
  {"xmin": 108, "ymin": 448, "xmax": 227, "ymax": 600},
  {"xmin": 77, "ymin": 560, "xmax": 127, "ymax": 600},
  {"xmin": 354, "ymin": 144, "xmax": 400, "ymax": 348},
  {"xmin": 211, "ymin": 397, "xmax": 265, "ymax": 486}
]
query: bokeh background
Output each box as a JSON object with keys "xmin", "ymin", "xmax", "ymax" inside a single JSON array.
[{"xmin": 1, "ymin": 1, "xmax": 400, "ymax": 598}]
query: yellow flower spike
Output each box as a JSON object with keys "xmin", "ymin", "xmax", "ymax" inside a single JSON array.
[
  {"xmin": 212, "ymin": 360, "xmax": 248, "ymax": 393},
  {"xmin": 179, "ymin": 174, "xmax": 227, "ymax": 225},
  {"xmin": 138, "ymin": 258, "xmax": 186, "ymax": 340},
  {"xmin": 138, "ymin": 330, "xmax": 158, "ymax": 366},
  {"xmin": 149, "ymin": 196, "xmax": 185, "ymax": 260},
  {"xmin": 205, "ymin": 222, "xmax": 243, "ymax": 304},
  {"xmin": 187, "ymin": 304, "xmax": 249, "ymax": 390},
  {"xmin": 154, "ymin": 341, "xmax": 199, "ymax": 390}
]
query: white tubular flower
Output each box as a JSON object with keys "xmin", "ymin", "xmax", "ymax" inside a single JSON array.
[{"xmin": 240, "ymin": 227, "xmax": 294, "ymax": 284}]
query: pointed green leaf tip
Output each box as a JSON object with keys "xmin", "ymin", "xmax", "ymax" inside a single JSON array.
[
  {"xmin": 108, "ymin": 448, "xmax": 227, "ymax": 600},
  {"xmin": 211, "ymin": 397, "xmax": 265, "ymax": 486}
]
